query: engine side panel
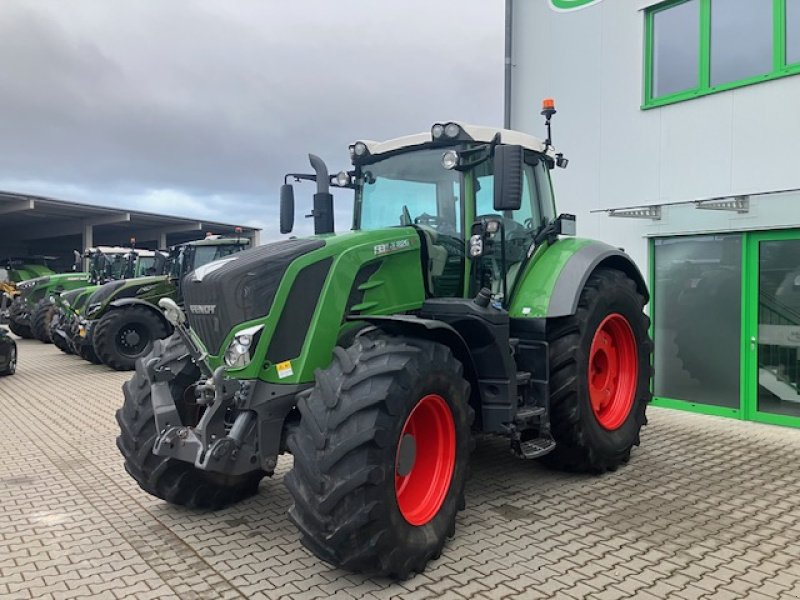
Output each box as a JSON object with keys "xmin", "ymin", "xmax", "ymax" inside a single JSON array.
[{"xmin": 203, "ymin": 228, "xmax": 427, "ymax": 384}]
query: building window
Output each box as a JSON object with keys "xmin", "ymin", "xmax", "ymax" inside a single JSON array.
[
  {"xmin": 652, "ymin": 234, "xmax": 742, "ymax": 408},
  {"xmin": 644, "ymin": 0, "xmax": 800, "ymax": 108},
  {"xmin": 788, "ymin": 0, "xmax": 800, "ymax": 64},
  {"xmin": 652, "ymin": 0, "xmax": 700, "ymax": 97}
]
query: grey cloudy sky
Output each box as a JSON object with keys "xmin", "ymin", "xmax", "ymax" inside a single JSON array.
[{"xmin": 0, "ymin": 1, "xmax": 504, "ymax": 240}]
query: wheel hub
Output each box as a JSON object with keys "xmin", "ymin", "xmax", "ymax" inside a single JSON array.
[
  {"xmin": 123, "ymin": 329, "xmax": 141, "ymax": 347},
  {"xmin": 396, "ymin": 434, "xmax": 417, "ymax": 477},
  {"xmin": 588, "ymin": 314, "xmax": 638, "ymax": 431}
]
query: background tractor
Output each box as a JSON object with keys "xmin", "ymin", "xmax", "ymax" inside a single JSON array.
[
  {"xmin": 116, "ymin": 108, "xmax": 651, "ymax": 578},
  {"xmin": 0, "ymin": 258, "xmax": 56, "ymax": 325},
  {"xmin": 30, "ymin": 246, "xmax": 159, "ymax": 344},
  {"xmin": 49, "ymin": 248, "xmax": 164, "ymax": 357},
  {"xmin": 7, "ymin": 252, "xmax": 91, "ymax": 339},
  {"xmin": 79, "ymin": 235, "xmax": 249, "ymax": 370}
]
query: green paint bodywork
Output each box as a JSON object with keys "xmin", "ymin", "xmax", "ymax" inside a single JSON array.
[
  {"xmin": 18, "ymin": 272, "xmax": 92, "ymax": 308},
  {"xmin": 550, "ymin": 0, "xmax": 604, "ymax": 10},
  {"xmin": 507, "ymin": 237, "xmax": 594, "ymax": 318},
  {"xmin": 84, "ymin": 275, "xmax": 177, "ymax": 319},
  {"xmin": 213, "ymin": 230, "xmax": 615, "ymax": 385},
  {"xmin": 210, "ymin": 228, "xmax": 426, "ymax": 384},
  {"xmin": 9, "ymin": 264, "xmax": 54, "ymax": 282}
]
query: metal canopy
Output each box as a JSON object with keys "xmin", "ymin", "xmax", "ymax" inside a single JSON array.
[{"xmin": 0, "ymin": 191, "xmax": 260, "ymax": 248}]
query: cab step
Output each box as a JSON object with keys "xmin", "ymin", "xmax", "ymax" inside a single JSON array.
[{"xmin": 513, "ymin": 435, "xmax": 556, "ymax": 459}]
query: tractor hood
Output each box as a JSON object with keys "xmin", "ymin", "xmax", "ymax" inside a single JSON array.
[
  {"xmin": 182, "ymin": 239, "xmax": 325, "ymax": 354},
  {"xmin": 15, "ymin": 272, "xmax": 88, "ymax": 301},
  {"xmin": 83, "ymin": 274, "xmax": 171, "ymax": 318}
]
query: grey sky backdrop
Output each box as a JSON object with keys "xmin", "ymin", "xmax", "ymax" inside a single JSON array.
[{"xmin": 0, "ymin": 1, "xmax": 504, "ymax": 240}]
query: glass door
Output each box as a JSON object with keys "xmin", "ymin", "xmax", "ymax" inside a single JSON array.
[{"xmin": 746, "ymin": 231, "xmax": 800, "ymax": 427}]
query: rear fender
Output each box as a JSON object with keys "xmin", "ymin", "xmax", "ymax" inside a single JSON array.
[{"xmin": 510, "ymin": 239, "xmax": 648, "ymax": 319}]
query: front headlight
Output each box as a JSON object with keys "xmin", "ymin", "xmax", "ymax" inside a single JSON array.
[{"xmin": 224, "ymin": 324, "xmax": 264, "ymax": 368}]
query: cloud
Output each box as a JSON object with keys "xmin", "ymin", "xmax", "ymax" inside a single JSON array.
[{"xmin": 0, "ymin": 0, "xmax": 503, "ymax": 240}]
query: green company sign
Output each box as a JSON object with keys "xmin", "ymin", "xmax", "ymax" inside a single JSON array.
[{"xmin": 550, "ymin": 0, "xmax": 604, "ymax": 11}]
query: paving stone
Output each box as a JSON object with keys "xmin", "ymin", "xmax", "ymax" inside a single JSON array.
[{"xmin": 2, "ymin": 337, "xmax": 800, "ymax": 599}]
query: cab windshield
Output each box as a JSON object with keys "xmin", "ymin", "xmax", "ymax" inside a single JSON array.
[{"xmin": 356, "ymin": 148, "xmax": 462, "ymax": 234}]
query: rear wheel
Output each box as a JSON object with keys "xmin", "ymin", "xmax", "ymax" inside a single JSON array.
[
  {"xmin": 94, "ymin": 306, "xmax": 169, "ymax": 371},
  {"xmin": 31, "ymin": 299, "xmax": 55, "ymax": 343},
  {"xmin": 285, "ymin": 332, "xmax": 473, "ymax": 578},
  {"xmin": 544, "ymin": 268, "xmax": 651, "ymax": 473},
  {"xmin": 116, "ymin": 335, "xmax": 264, "ymax": 508}
]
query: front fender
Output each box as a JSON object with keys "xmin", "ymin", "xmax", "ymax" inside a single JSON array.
[
  {"xmin": 108, "ymin": 298, "xmax": 172, "ymax": 330},
  {"xmin": 355, "ymin": 315, "xmax": 482, "ymax": 420}
]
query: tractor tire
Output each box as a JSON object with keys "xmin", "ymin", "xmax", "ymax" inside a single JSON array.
[
  {"xmin": 79, "ymin": 343, "xmax": 102, "ymax": 364},
  {"xmin": 49, "ymin": 311, "xmax": 73, "ymax": 355},
  {"xmin": 544, "ymin": 268, "xmax": 651, "ymax": 474},
  {"xmin": 0, "ymin": 344, "xmax": 16, "ymax": 376},
  {"xmin": 31, "ymin": 299, "xmax": 55, "ymax": 343},
  {"xmin": 8, "ymin": 319, "xmax": 33, "ymax": 339},
  {"xmin": 285, "ymin": 331, "xmax": 473, "ymax": 579},
  {"xmin": 94, "ymin": 306, "xmax": 169, "ymax": 371},
  {"xmin": 116, "ymin": 334, "xmax": 265, "ymax": 509}
]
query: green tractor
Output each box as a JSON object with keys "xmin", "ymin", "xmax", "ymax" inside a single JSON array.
[
  {"xmin": 7, "ymin": 253, "xmax": 91, "ymax": 339},
  {"xmin": 116, "ymin": 112, "xmax": 651, "ymax": 578},
  {"xmin": 78, "ymin": 235, "xmax": 249, "ymax": 370},
  {"xmin": 0, "ymin": 259, "xmax": 56, "ymax": 325},
  {"xmin": 31, "ymin": 246, "xmax": 159, "ymax": 344},
  {"xmin": 49, "ymin": 248, "xmax": 164, "ymax": 355}
]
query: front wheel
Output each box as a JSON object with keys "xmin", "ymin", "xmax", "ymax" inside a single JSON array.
[
  {"xmin": 94, "ymin": 306, "xmax": 169, "ymax": 371},
  {"xmin": 8, "ymin": 318, "xmax": 33, "ymax": 339},
  {"xmin": 31, "ymin": 299, "xmax": 55, "ymax": 343},
  {"xmin": 544, "ymin": 268, "xmax": 651, "ymax": 473},
  {"xmin": 0, "ymin": 343, "xmax": 16, "ymax": 376},
  {"xmin": 116, "ymin": 335, "xmax": 265, "ymax": 508},
  {"xmin": 285, "ymin": 332, "xmax": 473, "ymax": 579}
]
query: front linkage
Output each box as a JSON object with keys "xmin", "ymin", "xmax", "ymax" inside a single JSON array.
[{"xmin": 148, "ymin": 300, "xmax": 306, "ymax": 477}]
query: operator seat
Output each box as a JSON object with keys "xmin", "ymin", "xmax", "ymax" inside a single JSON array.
[{"xmin": 416, "ymin": 225, "xmax": 448, "ymax": 289}]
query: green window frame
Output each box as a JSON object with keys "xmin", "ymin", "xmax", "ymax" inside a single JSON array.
[{"xmin": 644, "ymin": 0, "xmax": 800, "ymax": 108}]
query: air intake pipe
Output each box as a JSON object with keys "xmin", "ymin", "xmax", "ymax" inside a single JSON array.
[{"xmin": 309, "ymin": 154, "xmax": 334, "ymax": 235}]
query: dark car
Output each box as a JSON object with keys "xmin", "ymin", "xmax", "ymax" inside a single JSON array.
[{"xmin": 0, "ymin": 327, "xmax": 17, "ymax": 376}]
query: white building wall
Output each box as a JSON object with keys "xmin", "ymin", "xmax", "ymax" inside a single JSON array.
[{"xmin": 510, "ymin": 0, "xmax": 800, "ymax": 272}]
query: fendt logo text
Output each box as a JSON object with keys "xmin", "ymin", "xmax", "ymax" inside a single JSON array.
[
  {"xmin": 189, "ymin": 304, "xmax": 216, "ymax": 315},
  {"xmin": 550, "ymin": 0, "xmax": 605, "ymax": 11}
]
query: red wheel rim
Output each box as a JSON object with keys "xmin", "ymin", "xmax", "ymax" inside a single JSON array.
[
  {"xmin": 395, "ymin": 394, "xmax": 456, "ymax": 526},
  {"xmin": 588, "ymin": 313, "xmax": 638, "ymax": 431}
]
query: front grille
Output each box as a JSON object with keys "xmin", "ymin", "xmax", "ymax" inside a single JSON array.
[{"xmin": 183, "ymin": 239, "xmax": 325, "ymax": 354}]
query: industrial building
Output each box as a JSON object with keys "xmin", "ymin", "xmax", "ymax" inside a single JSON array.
[
  {"xmin": 508, "ymin": 0, "xmax": 800, "ymax": 428},
  {"xmin": 0, "ymin": 191, "xmax": 260, "ymax": 271}
]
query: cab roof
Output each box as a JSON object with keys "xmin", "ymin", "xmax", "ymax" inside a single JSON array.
[{"xmin": 353, "ymin": 123, "xmax": 549, "ymax": 159}]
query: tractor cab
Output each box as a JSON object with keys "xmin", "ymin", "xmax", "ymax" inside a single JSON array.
[
  {"xmin": 282, "ymin": 117, "xmax": 575, "ymax": 308},
  {"xmin": 168, "ymin": 235, "xmax": 250, "ymax": 282},
  {"xmin": 347, "ymin": 123, "xmax": 572, "ymax": 304}
]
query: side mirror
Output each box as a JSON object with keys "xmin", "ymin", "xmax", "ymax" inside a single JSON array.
[
  {"xmin": 555, "ymin": 213, "xmax": 576, "ymax": 236},
  {"xmin": 493, "ymin": 145, "xmax": 523, "ymax": 212},
  {"xmin": 280, "ymin": 184, "xmax": 295, "ymax": 234}
]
